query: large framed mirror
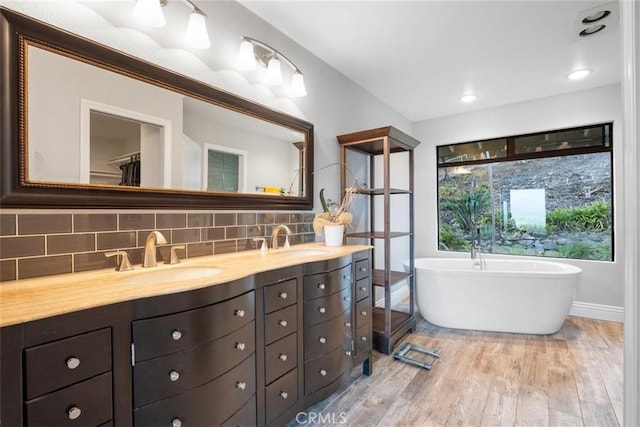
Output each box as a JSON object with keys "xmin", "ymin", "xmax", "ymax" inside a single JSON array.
[{"xmin": 0, "ymin": 8, "xmax": 314, "ymax": 210}]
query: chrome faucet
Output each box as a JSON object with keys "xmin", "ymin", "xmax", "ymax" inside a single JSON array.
[
  {"xmin": 143, "ymin": 231, "xmax": 167, "ymax": 267},
  {"xmin": 470, "ymin": 227, "xmax": 485, "ymax": 270},
  {"xmin": 271, "ymin": 224, "xmax": 292, "ymax": 250}
]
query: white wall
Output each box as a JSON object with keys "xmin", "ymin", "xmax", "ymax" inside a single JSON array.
[{"xmin": 413, "ymin": 84, "xmax": 624, "ymax": 309}]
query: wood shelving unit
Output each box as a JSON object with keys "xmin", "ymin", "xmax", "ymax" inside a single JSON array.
[{"xmin": 337, "ymin": 126, "xmax": 422, "ymax": 354}]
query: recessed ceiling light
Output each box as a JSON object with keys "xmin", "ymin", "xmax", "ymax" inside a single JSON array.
[
  {"xmin": 460, "ymin": 94, "xmax": 478, "ymax": 103},
  {"xmin": 579, "ymin": 24, "xmax": 606, "ymax": 37},
  {"xmin": 582, "ymin": 10, "xmax": 610, "ymax": 24},
  {"xmin": 567, "ymin": 69, "xmax": 592, "ymax": 80}
]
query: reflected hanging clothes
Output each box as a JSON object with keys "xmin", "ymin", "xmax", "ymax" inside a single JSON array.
[{"xmin": 119, "ymin": 154, "xmax": 141, "ymax": 186}]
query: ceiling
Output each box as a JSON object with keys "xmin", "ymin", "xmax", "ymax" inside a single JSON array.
[{"xmin": 239, "ymin": 1, "xmax": 621, "ymax": 122}]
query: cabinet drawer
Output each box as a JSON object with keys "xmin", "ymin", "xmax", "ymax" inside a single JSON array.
[
  {"xmin": 265, "ymin": 304, "xmax": 298, "ymax": 345},
  {"xmin": 264, "ymin": 279, "xmax": 297, "ymax": 314},
  {"xmin": 25, "ymin": 372, "xmax": 112, "ymax": 427},
  {"xmin": 221, "ymin": 394, "xmax": 256, "ymax": 427},
  {"xmin": 355, "ymin": 259, "xmax": 370, "ymax": 281},
  {"xmin": 304, "ymin": 345, "xmax": 351, "ymax": 395},
  {"xmin": 132, "ymin": 291, "xmax": 254, "ymax": 362},
  {"xmin": 304, "ymin": 310, "xmax": 351, "ymax": 361},
  {"xmin": 265, "ymin": 368, "xmax": 298, "ymax": 424},
  {"xmin": 303, "ymin": 265, "xmax": 351, "ymax": 300},
  {"xmin": 356, "ymin": 298, "xmax": 371, "ymax": 327},
  {"xmin": 134, "ymin": 354, "xmax": 255, "ymax": 427},
  {"xmin": 25, "ymin": 328, "xmax": 111, "ymax": 400},
  {"xmin": 265, "ymin": 332, "xmax": 298, "ymax": 385},
  {"xmin": 304, "ymin": 289, "xmax": 351, "ymax": 328},
  {"xmin": 356, "ymin": 323, "xmax": 371, "ymax": 355},
  {"xmin": 355, "ymin": 278, "xmax": 370, "ymax": 302},
  {"xmin": 133, "ymin": 321, "xmax": 255, "ymax": 408}
]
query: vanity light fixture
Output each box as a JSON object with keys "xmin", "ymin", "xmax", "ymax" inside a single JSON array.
[
  {"xmin": 236, "ymin": 36, "xmax": 307, "ymax": 97},
  {"xmin": 567, "ymin": 68, "xmax": 592, "ymax": 80},
  {"xmin": 133, "ymin": 0, "xmax": 211, "ymax": 49},
  {"xmin": 460, "ymin": 93, "xmax": 478, "ymax": 103}
]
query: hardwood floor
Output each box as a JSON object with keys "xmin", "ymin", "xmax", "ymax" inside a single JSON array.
[{"xmin": 291, "ymin": 316, "xmax": 623, "ymax": 427}]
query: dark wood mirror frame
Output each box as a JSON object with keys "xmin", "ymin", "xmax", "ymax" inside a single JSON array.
[{"xmin": 0, "ymin": 8, "xmax": 314, "ymax": 210}]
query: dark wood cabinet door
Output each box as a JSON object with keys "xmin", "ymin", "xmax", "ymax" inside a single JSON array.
[
  {"xmin": 303, "ymin": 289, "xmax": 351, "ymax": 328},
  {"xmin": 133, "ymin": 355, "xmax": 256, "ymax": 427},
  {"xmin": 24, "ymin": 328, "xmax": 112, "ymax": 400},
  {"xmin": 303, "ymin": 265, "xmax": 351, "ymax": 300},
  {"xmin": 264, "ymin": 279, "xmax": 297, "ymax": 314},
  {"xmin": 264, "ymin": 332, "xmax": 298, "ymax": 385},
  {"xmin": 304, "ymin": 310, "xmax": 351, "ymax": 361},
  {"xmin": 25, "ymin": 372, "xmax": 112, "ymax": 427},
  {"xmin": 132, "ymin": 291, "xmax": 255, "ymax": 362},
  {"xmin": 264, "ymin": 304, "xmax": 298, "ymax": 345},
  {"xmin": 265, "ymin": 368, "xmax": 298, "ymax": 424},
  {"xmin": 133, "ymin": 321, "xmax": 255, "ymax": 407}
]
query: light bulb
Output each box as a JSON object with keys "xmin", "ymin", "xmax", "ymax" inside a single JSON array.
[
  {"xmin": 265, "ymin": 57, "xmax": 283, "ymax": 85},
  {"xmin": 236, "ymin": 39, "xmax": 256, "ymax": 71},
  {"xmin": 567, "ymin": 69, "xmax": 592, "ymax": 80},
  {"xmin": 460, "ymin": 94, "xmax": 478, "ymax": 103},
  {"xmin": 133, "ymin": 0, "xmax": 166, "ymax": 28},
  {"xmin": 290, "ymin": 71, "xmax": 307, "ymax": 97},
  {"xmin": 184, "ymin": 11, "xmax": 210, "ymax": 49}
]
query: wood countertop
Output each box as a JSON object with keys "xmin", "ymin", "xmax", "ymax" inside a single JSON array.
[{"xmin": 0, "ymin": 243, "xmax": 371, "ymax": 328}]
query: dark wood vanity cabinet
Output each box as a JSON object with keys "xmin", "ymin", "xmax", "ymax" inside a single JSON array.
[{"xmin": 0, "ymin": 250, "xmax": 372, "ymax": 426}]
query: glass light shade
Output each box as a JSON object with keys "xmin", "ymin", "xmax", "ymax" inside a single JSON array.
[
  {"xmin": 133, "ymin": 0, "xmax": 166, "ymax": 28},
  {"xmin": 265, "ymin": 57, "xmax": 283, "ymax": 85},
  {"xmin": 184, "ymin": 12, "xmax": 211, "ymax": 49},
  {"xmin": 236, "ymin": 39, "xmax": 256, "ymax": 71},
  {"xmin": 290, "ymin": 71, "xmax": 307, "ymax": 97}
]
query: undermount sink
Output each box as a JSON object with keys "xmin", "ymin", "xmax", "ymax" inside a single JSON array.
[
  {"xmin": 120, "ymin": 266, "xmax": 223, "ymax": 285},
  {"xmin": 274, "ymin": 249, "xmax": 331, "ymax": 258}
]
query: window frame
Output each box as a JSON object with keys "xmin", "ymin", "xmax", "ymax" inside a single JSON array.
[{"xmin": 436, "ymin": 122, "xmax": 614, "ymax": 261}]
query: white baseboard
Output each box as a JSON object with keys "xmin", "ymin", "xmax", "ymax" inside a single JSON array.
[
  {"xmin": 569, "ymin": 301, "xmax": 624, "ymax": 323},
  {"xmin": 374, "ymin": 285, "xmax": 410, "ymax": 308}
]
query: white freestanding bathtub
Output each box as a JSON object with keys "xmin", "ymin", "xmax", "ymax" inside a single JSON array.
[{"xmin": 412, "ymin": 258, "xmax": 581, "ymax": 334}]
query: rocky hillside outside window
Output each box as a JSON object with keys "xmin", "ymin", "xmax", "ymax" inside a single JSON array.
[{"xmin": 437, "ymin": 123, "xmax": 613, "ymax": 261}]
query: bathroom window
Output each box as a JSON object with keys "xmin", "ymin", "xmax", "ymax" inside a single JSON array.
[{"xmin": 437, "ymin": 123, "xmax": 613, "ymax": 261}]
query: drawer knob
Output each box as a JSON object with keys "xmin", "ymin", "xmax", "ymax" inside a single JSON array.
[
  {"xmin": 320, "ymin": 369, "xmax": 327, "ymax": 376},
  {"xmin": 172, "ymin": 418, "xmax": 182, "ymax": 427},
  {"xmin": 359, "ymin": 286, "xmax": 367, "ymax": 292},
  {"xmin": 317, "ymin": 283, "xmax": 325, "ymax": 290},
  {"xmin": 278, "ymin": 353, "xmax": 288, "ymax": 361},
  {"xmin": 359, "ymin": 267, "xmax": 367, "ymax": 272},
  {"xmin": 361, "ymin": 311, "xmax": 368, "ymax": 316},
  {"xmin": 280, "ymin": 391, "xmax": 289, "ymax": 399},
  {"xmin": 66, "ymin": 357, "xmax": 80, "ymax": 370},
  {"xmin": 235, "ymin": 342, "xmax": 246, "ymax": 351},
  {"xmin": 171, "ymin": 330, "xmax": 182, "ymax": 341},
  {"xmin": 67, "ymin": 406, "xmax": 81, "ymax": 420},
  {"xmin": 361, "ymin": 336, "xmax": 368, "ymax": 342},
  {"xmin": 318, "ymin": 307, "xmax": 326, "ymax": 314},
  {"xmin": 169, "ymin": 370, "xmax": 180, "ymax": 382},
  {"xmin": 345, "ymin": 350, "xmax": 352, "ymax": 356},
  {"xmin": 278, "ymin": 319, "xmax": 288, "ymax": 327},
  {"xmin": 236, "ymin": 381, "xmax": 247, "ymax": 390},
  {"xmin": 278, "ymin": 291, "xmax": 288, "ymax": 299},
  {"xmin": 234, "ymin": 309, "xmax": 245, "ymax": 318},
  {"xmin": 345, "ymin": 322, "xmax": 351, "ymax": 328},
  {"xmin": 344, "ymin": 297, "xmax": 351, "ymax": 301},
  {"xmin": 319, "ymin": 336, "xmax": 326, "ymax": 344}
]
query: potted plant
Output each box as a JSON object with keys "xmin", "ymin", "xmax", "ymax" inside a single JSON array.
[{"xmin": 313, "ymin": 185, "xmax": 358, "ymax": 246}]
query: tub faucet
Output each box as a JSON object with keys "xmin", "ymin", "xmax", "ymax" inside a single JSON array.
[
  {"xmin": 471, "ymin": 228, "xmax": 485, "ymax": 270},
  {"xmin": 271, "ymin": 224, "xmax": 291, "ymax": 250},
  {"xmin": 143, "ymin": 231, "xmax": 167, "ymax": 267}
]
